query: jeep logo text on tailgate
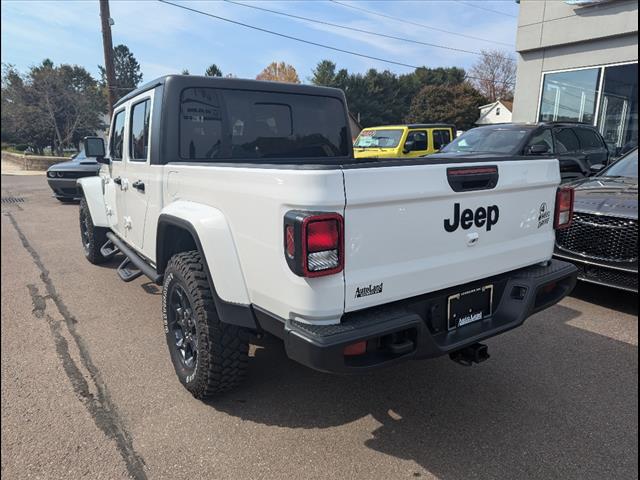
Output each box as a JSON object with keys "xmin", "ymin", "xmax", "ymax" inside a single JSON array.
[{"xmin": 444, "ymin": 203, "xmax": 499, "ymax": 232}]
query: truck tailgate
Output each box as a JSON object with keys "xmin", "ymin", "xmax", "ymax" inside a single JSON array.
[{"xmin": 342, "ymin": 159, "xmax": 560, "ymax": 311}]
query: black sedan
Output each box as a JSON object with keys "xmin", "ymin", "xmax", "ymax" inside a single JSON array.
[
  {"xmin": 430, "ymin": 122, "xmax": 610, "ymax": 182},
  {"xmin": 554, "ymin": 148, "xmax": 638, "ymax": 292},
  {"xmin": 46, "ymin": 150, "xmax": 101, "ymax": 202}
]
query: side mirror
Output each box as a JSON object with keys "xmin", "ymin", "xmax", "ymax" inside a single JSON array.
[
  {"xmin": 403, "ymin": 140, "xmax": 415, "ymax": 154},
  {"xmin": 589, "ymin": 163, "xmax": 605, "ymax": 175},
  {"xmin": 83, "ymin": 136, "xmax": 108, "ymax": 164},
  {"xmin": 528, "ymin": 144, "xmax": 549, "ymax": 155}
]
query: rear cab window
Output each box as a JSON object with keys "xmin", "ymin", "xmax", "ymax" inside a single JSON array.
[{"xmin": 179, "ymin": 88, "xmax": 349, "ymax": 161}]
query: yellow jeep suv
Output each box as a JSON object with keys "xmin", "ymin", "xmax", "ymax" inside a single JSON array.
[{"xmin": 353, "ymin": 124, "xmax": 456, "ymax": 159}]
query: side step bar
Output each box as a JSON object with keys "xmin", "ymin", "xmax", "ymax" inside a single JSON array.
[
  {"xmin": 105, "ymin": 232, "xmax": 163, "ymax": 285},
  {"xmin": 117, "ymin": 257, "xmax": 143, "ymax": 282},
  {"xmin": 99, "ymin": 239, "xmax": 120, "ymax": 259}
]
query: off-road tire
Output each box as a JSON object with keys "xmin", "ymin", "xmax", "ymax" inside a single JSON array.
[
  {"xmin": 162, "ymin": 250, "xmax": 249, "ymax": 398},
  {"xmin": 79, "ymin": 197, "xmax": 109, "ymax": 264}
]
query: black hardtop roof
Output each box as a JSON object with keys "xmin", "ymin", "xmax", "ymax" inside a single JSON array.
[
  {"xmin": 364, "ymin": 123, "xmax": 456, "ymax": 129},
  {"xmin": 114, "ymin": 75, "xmax": 346, "ymax": 108},
  {"xmin": 406, "ymin": 123, "xmax": 456, "ymax": 129}
]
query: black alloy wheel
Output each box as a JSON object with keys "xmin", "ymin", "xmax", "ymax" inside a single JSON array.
[
  {"xmin": 80, "ymin": 208, "xmax": 92, "ymax": 255},
  {"xmin": 78, "ymin": 197, "xmax": 108, "ymax": 264},
  {"xmin": 167, "ymin": 284, "xmax": 199, "ymax": 372},
  {"xmin": 162, "ymin": 250, "xmax": 249, "ymax": 398}
]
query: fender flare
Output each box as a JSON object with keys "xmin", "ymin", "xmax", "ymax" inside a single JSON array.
[
  {"xmin": 77, "ymin": 176, "xmax": 108, "ymax": 227},
  {"xmin": 156, "ymin": 202, "xmax": 256, "ymax": 329}
]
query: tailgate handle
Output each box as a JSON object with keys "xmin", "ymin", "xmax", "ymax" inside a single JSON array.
[{"xmin": 447, "ymin": 166, "xmax": 498, "ymax": 192}]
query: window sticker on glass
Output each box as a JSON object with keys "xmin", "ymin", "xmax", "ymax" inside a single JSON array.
[
  {"xmin": 233, "ymin": 120, "xmax": 245, "ymax": 136},
  {"xmin": 354, "ymin": 129, "xmax": 403, "ymax": 148}
]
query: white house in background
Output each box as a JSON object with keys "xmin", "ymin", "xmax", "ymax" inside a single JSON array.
[{"xmin": 476, "ymin": 100, "xmax": 513, "ymax": 125}]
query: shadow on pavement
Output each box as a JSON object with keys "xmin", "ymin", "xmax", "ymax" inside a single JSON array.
[
  {"xmin": 570, "ymin": 282, "xmax": 638, "ymax": 316},
  {"xmin": 209, "ymin": 304, "xmax": 638, "ymax": 480}
]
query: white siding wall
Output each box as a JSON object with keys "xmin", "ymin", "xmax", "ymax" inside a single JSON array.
[{"xmin": 477, "ymin": 103, "xmax": 513, "ymax": 125}]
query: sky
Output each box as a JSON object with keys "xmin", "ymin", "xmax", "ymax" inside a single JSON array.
[{"xmin": 1, "ymin": 0, "xmax": 520, "ymax": 83}]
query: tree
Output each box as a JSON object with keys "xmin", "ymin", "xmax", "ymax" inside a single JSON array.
[
  {"xmin": 310, "ymin": 60, "xmax": 337, "ymax": 86},
  {"xmin": 98, "ymin": 44, "xmax": 143, "ymax": 102},
  {"xmin": 468, "ymin": 49, "xmax": 516, "ymax": 102},
  {"xmin": 205, "ymin": 64, "xmax": 223, "ymax": 77},
  {"xmin": 181, "ymin": 69, "xmax": 190, "ymax": 75},
  {"xmin": 2, "ymin": 60, "xmax": 106, "ymax": 155},
  {"xmin": 414, "ymin": 66, "xmax": 466, "ymax": 87},
  {"xmin": 308, "ymin": 60, "xmax": 472, "ymax": 128},
  {"xmin": 256, "ymin": 62, "xmax": 300, "ymax": 83},
  {"xmin": 1, "ymin": 63, "xmax": 50, "ymax": 150},
  {"xmin": 406, "ymin": 83, "xmax": 487, "ymax": 130}
]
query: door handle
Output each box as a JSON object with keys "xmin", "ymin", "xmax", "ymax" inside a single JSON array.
[
  {"xmin": 113, "ymin": 176, "xmax": 122, "ymax": 186},
  {"xmin": 132, "ymin": 180, "xmax": 145, "ymax": 193}
]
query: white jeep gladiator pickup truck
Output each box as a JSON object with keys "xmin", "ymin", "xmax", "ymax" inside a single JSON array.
[{"xmin": 79, "ymin": 75, "xmax": 578, "ymax": 399}]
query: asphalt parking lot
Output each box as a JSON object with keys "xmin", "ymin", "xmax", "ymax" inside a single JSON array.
[{"xmin": 1, "ymin": 173, "xmax": 638, "ymax": 480}]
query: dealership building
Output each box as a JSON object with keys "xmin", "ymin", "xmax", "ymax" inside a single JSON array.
[{"xmin": 512, "ymin": 0, "xmax": 638, "ymax": 152}]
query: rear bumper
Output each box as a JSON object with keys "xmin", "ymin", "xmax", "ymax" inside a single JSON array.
[{"xmin": 256, "ymin": 259, "xmax": 578, "ymax": 374}]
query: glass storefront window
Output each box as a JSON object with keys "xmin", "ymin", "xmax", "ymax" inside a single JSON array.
[
  {"xmin": 539, "ymin": 68, "xmax": 601, "ymax": 124},
  {"xmin": 598, "ymin": 63, "xmax": 638, "ymax": 153},
  {"xmin": 538, "ymin": 63, "xmax": 638, "ymax": 157}
]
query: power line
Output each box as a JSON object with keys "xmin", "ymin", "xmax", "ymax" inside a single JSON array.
[
  {"xmin": 453, "ymin": 1, "xmax": 519, "ymax": 19},
  {"xmin": 157, "ymin": 0, "xmax": 515, "ymax": 86},
  {"xmin": 158, "ymin": 0, "xmax": 421, "ymax": 70},
  {"xmin": 329, "ymin": 0, "xmax": 514, "ymax": 48},
  {"xmin": 466, "ymin": 76, "xmax": 514, "ymax": 87},
  {"xmin": 224, "ymin": 0, "xmax": 482, "ymax": 56}
]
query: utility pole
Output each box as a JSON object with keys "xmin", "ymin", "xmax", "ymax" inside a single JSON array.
[{"xmin": 99, "ymin": 0, "xmax": 117, "ymax": 117}]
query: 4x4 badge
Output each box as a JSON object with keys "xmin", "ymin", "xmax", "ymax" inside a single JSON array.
[{"xmin": 538, "ymin": 202, "xmax": 551, "ymax": 228}]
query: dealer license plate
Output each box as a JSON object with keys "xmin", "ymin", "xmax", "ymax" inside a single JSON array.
[{"xmin": 447, "ymin": 284, "xmax": 493, "ymax": 330}]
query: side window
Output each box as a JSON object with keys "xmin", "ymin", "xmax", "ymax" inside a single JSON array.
[
  {"xmin": 575, "ymin": 128, "xmax": 604, "ymax": 150},
  {"xmin": 526, "ymin": 129, "xmax": 554, "ymax": 154},
  {"xmin": 130, "ymin": 99, "xmax": 151, "ymax": 161},
  {"xmin": 554, "ymin": 128, "xmax": 580, "ymax": 153},
  {"xmin": 406, "ymin": 130, "xmax": 427, "ymax": 150},
  {"xmin": 433, "ymin": 129, "xmax": 452, "ymax": 150},
  {"xmin": 110, "ymin": 109, "xmax": 125, "ymax": 161}
]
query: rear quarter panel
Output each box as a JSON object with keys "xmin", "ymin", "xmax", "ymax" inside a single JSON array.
[{"xmin": 164, "ymin": 164, "xmax": 346, "ymax": 323}]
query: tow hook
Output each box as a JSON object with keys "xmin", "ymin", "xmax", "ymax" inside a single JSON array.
[{"xmin": 449, "ymin": 343, "xmax": 490, "ymax": 366}]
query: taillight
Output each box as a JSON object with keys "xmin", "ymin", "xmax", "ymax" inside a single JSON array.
[
  {"xmin": 284, "ymin": 211, "xmax": 344, "ymax": 277},
  {"xmin": 554, "ymin": 187, "xmax": 574, "ymax": 229}
]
